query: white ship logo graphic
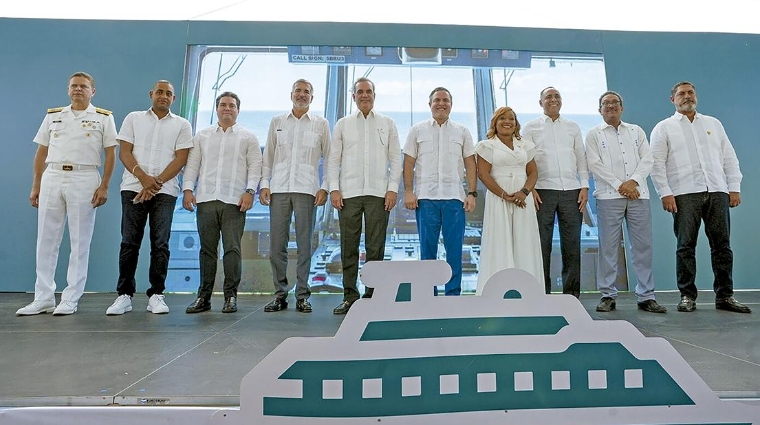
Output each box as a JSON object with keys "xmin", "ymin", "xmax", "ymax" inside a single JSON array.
[{"xmin": 213, "ymin": 260, "xmax": 759, "ymax": 425}]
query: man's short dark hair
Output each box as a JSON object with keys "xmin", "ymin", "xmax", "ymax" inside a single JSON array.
[{"xmin": 215, "ymin": 91, "xmax": 241, "ymax": 109}]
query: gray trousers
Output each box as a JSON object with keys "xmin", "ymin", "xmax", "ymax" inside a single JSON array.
[
  {"xmin": 269, "ymin": 193, "xmax": 317, "ymax": 301},
  {"xmin": 196, "ymin": 201, "xmax": 245, "ymax": 300},
  {"xmin": 596, "ymin": 198, "xmax": 655, "ymax": 302}
]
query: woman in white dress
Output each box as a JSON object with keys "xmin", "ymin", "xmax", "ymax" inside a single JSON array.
[{"xmin": 475, "ymin": 106, "xmax": 544, "ymax": 293}]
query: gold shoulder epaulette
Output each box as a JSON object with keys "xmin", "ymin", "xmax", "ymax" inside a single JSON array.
[
  {"xmin": 95, "ymin": 107, "xmax": 113, "ymax": 116},
  {"xmin": 47, "ymin": 107, "xmax": 64, "ymax": 114}
]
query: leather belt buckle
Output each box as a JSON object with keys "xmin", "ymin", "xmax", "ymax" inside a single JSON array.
[{"xmin": 62, "ymin": 165, "xmax": 74, "ymax": 171}]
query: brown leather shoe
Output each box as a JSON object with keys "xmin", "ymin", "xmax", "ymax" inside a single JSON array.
[
  {"xmin": 716, "ymin": 296, "xmax": 751, "ymax": 313},
  {"xmin": 637, "ymin": 299, "xmax": 667, "ymax": 313}
]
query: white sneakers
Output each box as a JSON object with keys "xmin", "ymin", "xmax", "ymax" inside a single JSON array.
[
  {"xmin": 147, "ymin": 294, "xmax": 169, "ymax": 314},
  {"xmin": 106, "ymin": 295, "xmax": 133, "ymax": 315},
  {"xmin": 52, "ymin": 300, "xmax": 78, "ymax": 315},
  {"xmin": 106, "ymin": 294, "xmax": 169, "ymax": 315},
  {"xmin": 16, "ymin": 299, "xmax": 56, "ymax": 316}
]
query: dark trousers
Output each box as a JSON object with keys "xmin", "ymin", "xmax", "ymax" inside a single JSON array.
[
  {"xmin": 117, "ymin": 191, "xmax": 176, "ymax": 297},
  {"xmin": 196, "ymin": 201, "xmax": 245, "ymax": 300},
  {"xmin": 673, "ymin": 192, "xmax": 734, "ymax": 300},
  {"xmin": 339, "ymin": 196, "xmax": 389, "ymax": 302},
  {"xmin": 536, "ymin": 189, "xmax": 582, "ymax": 296},
  {"xmin": 269, "ymin": 193, "xmax": 317, "ymax": 301},
  {"xmin": 416, "ymin": 199, "xmax": 465, "ymax": 296}
]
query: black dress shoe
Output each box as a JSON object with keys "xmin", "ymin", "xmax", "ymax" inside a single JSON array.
[
  {"xmin": 716, "ymin": 296, "xmax": 752, "ymax": 313},
  {"xmin": 596, "ymin": 297, "xmax": 616, "ymax": 312},
  {"xmin": 222, "ymin": 296, "xmax": 238, "ymax": 313},
  {"xmin": 677, "ymin": 296, "xmax": 696, "ymax": 312},
  {"xmin": 637, "ymin": 299, "xmax": 667, "ymax": 313},
  {"xmin": 264, "ymin": 298, "xmax": 288, "ymax": 312},
  {"xmin": 333, "ymin": 300, "xmax": 353, "ymax": 315},
  {"xmin": 185, "ymin": 298, "xmax": 211, "ymax": 314},
  {"xmin": 296, "ymin": 299, "xmax": 312, "ymax": 313}
]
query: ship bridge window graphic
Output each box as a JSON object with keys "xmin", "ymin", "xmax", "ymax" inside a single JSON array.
[{"xmin": 213, "ymin": 261, "xmax": 759, "ymax": 425}]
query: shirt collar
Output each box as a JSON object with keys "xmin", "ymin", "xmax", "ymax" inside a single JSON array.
[
  {"xmin": 353, "ymin": 109, "xmax": 375, "ymax": 119},
  {"xmin": 428, "ymin": 117, "xmax": 450, "ymax": 127},
  {"xmin": 600, "ymin": 120, "xmax": 629, "ymax": 131},
  {"xmin": 146, "ymin": 108, "xmax": 175, "ymax": 120},
  {"xmin": 215, "ymin": 123, "xmax": 239, "ymax": 133},
  {"xmin": 542, "ymin": 114, "xmax": 562, "ymax": 123},
  {"xmin": 287, "ymin": 110, "xmax": 313, "ymax": 121},
  {"xmin": 673, "ymin": 111, "xmax": 701, "ymax": 121}
]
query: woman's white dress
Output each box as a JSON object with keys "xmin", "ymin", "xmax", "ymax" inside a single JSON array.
[{"xmin": 475, "ymin": 137, "xmax": 544, "ymax": 293}]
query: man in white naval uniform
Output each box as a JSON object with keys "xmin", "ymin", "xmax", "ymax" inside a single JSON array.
[{"xmin": 17, "ymin": 71, "xmax": 117, "ymax": 316}]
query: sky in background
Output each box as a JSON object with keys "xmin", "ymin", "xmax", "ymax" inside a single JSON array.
[{"xmin": 1, "ymin": 0, "xmax": 758, "ymax": 34}]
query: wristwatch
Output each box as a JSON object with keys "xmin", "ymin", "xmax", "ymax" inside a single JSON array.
[
  {"xmin": 467, "ymin": 191, "xmax": 478, "ymax": 198},
  {"xmin": 520, "ymin": 187, "xmax": 531, "ymax": 196},
  {"xmin": 245, "ymin": 189, "xmax": 255, "ymax": 195}
]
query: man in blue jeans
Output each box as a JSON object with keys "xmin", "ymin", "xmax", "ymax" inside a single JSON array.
[
  {"xmin": 650, "ymin": 81, "xmax": 750, "ymax": 314},
  {"xmin": 403, "ymin": 87, "xmax": 477, "ymax": 295},
  {"xmin": 106, "ymin": 80, "xmax": 192, "ymax": 315}
]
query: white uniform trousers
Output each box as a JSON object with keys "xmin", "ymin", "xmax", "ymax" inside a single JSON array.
[
  {"xmin": 595, "ymin": 198, "xmax": 655, "ymax": 302},
  {"xmin": 34, "ymin": 167, "xmax": 100, "ymax": 304}
]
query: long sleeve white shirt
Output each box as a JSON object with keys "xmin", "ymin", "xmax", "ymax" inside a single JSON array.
[
  {"xmin": 522, "ymin": 115, "xmax": 589, "ymax": 190},
  {"xmin": 182, "ymin": 124, "xmax": 262, "ymax": 205},
  {"xmin": 326, "ymin": 110, "xmax": 402, "ymax": 199},
  {"xmin": 650, "ymin": 112, "xmax": 741, "ymax": 198},
  {"xmin": 403, "ymin": 118, "xmax": 476, "ymax": 202},
  {"xmin": 585, "ymin": 121, "xmax": 652, "ymax": 200},
  {"xmin": 261, "ymin": 110, "xmax": 330, "ymax": 195},
  {"xmin": 117, "ymin": 109, "xmax": 193, "ymax": 197}
]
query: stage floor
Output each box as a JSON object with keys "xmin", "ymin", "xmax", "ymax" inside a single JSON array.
[{"xmin": 2, "ymin": 290, "xmax": 760, "ymax": 407}]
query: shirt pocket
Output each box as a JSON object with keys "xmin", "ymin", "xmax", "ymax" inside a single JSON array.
[
  {"xmin": 417, "ymin": 139, "xmax": 434, "ymax": 155},
  {"xmin": 302, "ymin": 131, "xmax": 319, "ymax": 148},
  {"xmin": 448, "ymin": 138, "xmax": 464, "ymax": 156}
]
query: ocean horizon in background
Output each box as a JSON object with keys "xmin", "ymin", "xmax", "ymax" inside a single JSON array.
[{"xmin": 196, "ymin": 110, "xmax": 604, "ymax": 146}]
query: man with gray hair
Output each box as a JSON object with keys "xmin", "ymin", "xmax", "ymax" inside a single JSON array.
[
  {"xmin": 650, "ymin": 81, "xmax": 749, "ymax": 313},
  {"xmin": 261, "ymin": 79, "xmax": 331, "ymax": 313},
  {"xmin": 586, "ymin": 91, "xmax": 666, "ymax": 313}
]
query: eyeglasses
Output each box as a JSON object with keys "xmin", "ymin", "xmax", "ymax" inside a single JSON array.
[{"xmin": 601, "ymin": 100, "xmax": 621, "ymax": 106}]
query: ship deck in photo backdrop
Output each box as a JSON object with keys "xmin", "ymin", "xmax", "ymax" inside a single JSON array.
[{"xmin": 213, "ymin": 260, "xmax": 759, "ymax": 425}]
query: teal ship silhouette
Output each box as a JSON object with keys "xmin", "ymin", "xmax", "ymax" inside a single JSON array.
[{"xmin": 216, "ymin": 260, "xmax": 758, "ymax": 425}]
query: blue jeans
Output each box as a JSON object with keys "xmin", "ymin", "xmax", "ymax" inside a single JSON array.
[
  {"xmin": 673, "ymin": 192, "xmax": 733, "ymax": 300},
  {"xmin": 416, "ymin": 199, "xmax": 465, "ymax": 296},
  {"xmin": 117, "ymin": 191, "xmax": 176, "ymax": 297}
]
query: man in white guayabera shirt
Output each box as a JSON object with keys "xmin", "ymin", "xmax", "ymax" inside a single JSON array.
[
  {"xmin": 182, "ymin": 91, "xmax": 262, "ymax": 315},
  {"xmin": 260, "ymin": 79, "xmax": 330, "ymax": 314},
  {"xmin": 105, "ymin": 80, "xmax": 192, "ymax": 316},
  {"xmin": 586, "ymin": 90, "xmax": 666, "ymax": 314},
  {"xmin": 327, "ymin": 77, "xmax": 402, "ymax": 315},
  {"xmin": 521, "ymin": 86, "xmax": 589, "ymax": 298},
  {"xmin": 650, "ymin": 81, "xmax": 749, "ymax": 314}
]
